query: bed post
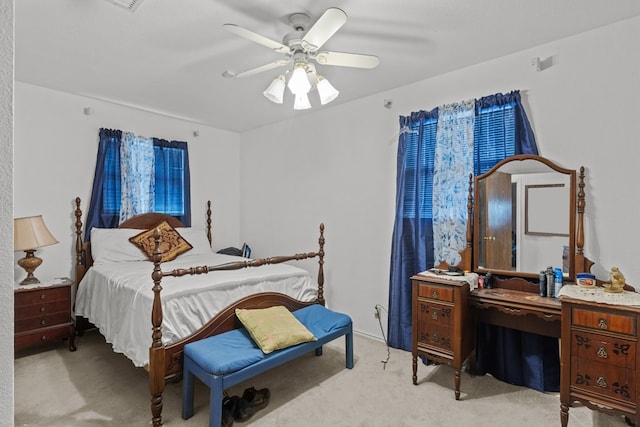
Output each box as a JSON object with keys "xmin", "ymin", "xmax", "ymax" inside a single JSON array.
[
  {"xmin": 74, "ymin": 197, "xmax": 86, "ymax": 282},
  {"xmin": 149, "ymin": 228, "xmax": 166, "ymax": 426},
  {"xmin": 206, "ymin": 200, "xmax": 212, "ymax": 247},
  {"xmin": 317, "ymin": 223, "xmax": 325, "ymax": 305}
]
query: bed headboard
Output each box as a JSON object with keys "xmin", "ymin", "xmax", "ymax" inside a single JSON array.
[{"xmin": 74, "ymin": 197, "xmax": 211, "ymax": 283}]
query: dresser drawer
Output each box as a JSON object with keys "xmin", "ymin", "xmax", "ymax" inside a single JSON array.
[
  {"xmin": 570, "ymin": 356, "xmax": 635, "ymax": 403},
  {"xmin": 15, "ymin": 312, "xmax": 71, "ymax": 333},
  {"xmin": 572, "ymin": 307, "xmax": 636, "ymax": 336},
  {"xmin": 416, "ymin": 300, "xmax": 454, "ymax": 328},
  {"xmin": 418, "ymin": 283, "xmax": 454, "ymax": 302},
  {"xmin": 571, "ymin": 330, "xmax": 636, "ymax": 369},
  {"xmin": 15, "ymin": 325, "xmax": 72, "ymax": 351},
  {"xmin": 416, "ymin": 322, "xmax": 452, "ymax": 353},
  {"xmin": 15, "ymin": 286, "xmax": 70, "ymax": 307}
]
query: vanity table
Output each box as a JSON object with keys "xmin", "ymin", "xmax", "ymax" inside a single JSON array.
[{"xmin": 412, "ymin": 154, "xmax": 601, "ymax": 412}]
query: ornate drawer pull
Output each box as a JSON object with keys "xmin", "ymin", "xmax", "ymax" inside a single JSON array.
[
  {"xmin": 432, "ymin": 333, "xmax": 439, "ymax": 343},
  {"xmin": 40, "ymin": 294, "xmax": 46, "ymax": 300},
  {"xmin": 40, "ymin": 319, "xmax": 46, "ymax": 326},
  {"xmin": 432, "ymin": 311, "xmax": 438, "ymax": 321},
  {"xmin": 40, "ymin": 307, "xmax": 46, "ymax": 313},
  {"xmin": 597, "ymin": 346, "xmax": 608, "ymax": 359},
  {"xmin": 596, "ymin": 376, "xmax": 607, "ymax": 388},
  {"xmin": 432, "ymin": 290, "xmax": 439, "ymax": 299},
  {"xmin": 598, "ymin": 318, "xmax": 608, "ymax": 330},
  {"xmin": 40, "ymin": 335, "xmax": 47, "ymax": 341}
]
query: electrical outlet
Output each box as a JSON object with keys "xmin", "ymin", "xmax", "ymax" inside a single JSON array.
[{"xmin": 374, "ymin": 311, "xmax": 380, "ymax": 319}]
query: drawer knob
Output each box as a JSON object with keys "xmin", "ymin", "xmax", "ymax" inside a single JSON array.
[
  {"xmin": 596, "ymin": 376, "xmax": 607, "ymax": 388},
  {"xmin": 432, "ymin": 311, "xmax": 438, "ymax": 321},
  {"xmin": 597, "ymin": 346, "xmax": 608, "ymax": 359},
  {"xmin": 432, "ymin": 290, "xmax": 438, "ymax": 299},
  {"xmin": 40, "ymin": 335, "xmax": 47, "ymax": 341},
  {"xmin": 40, "ymin": 319, "xmax": 46, "ymax": 326},
  {"xmin": 432, "ymin": 333, "xmax": 439, "ymax": 343},
  {"xmin": 598, "ymin": 319, "xmax": 608, "ymax": 330},
  {"xmin": 40, "ymin": 307, "xmax": 46, "ymax": 313},
  {"xmin": 40, "ymin": 294, "xmax": 46, "ymax": 300}
]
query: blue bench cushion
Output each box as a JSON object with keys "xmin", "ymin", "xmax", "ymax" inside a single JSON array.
[{"xmin": 183, "ymin": 304, "xmax": 351, "ymax": 376}]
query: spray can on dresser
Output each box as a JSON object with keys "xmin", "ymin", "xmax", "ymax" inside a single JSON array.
[
  {"xmin": 554, "ymin": 267, "xmax": 563, "ymax": 298},
  {"xmin": 539, "ymin": 271, "xmax": 547, "ymax": 297},
  {"xmin": 545, "ymin": 267, "xmax": 555, "ymax": 298}
]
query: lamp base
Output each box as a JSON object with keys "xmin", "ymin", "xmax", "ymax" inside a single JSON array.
[{"xmin": 17, "ymin": 249, "xmax": 42, "ymax": 286}]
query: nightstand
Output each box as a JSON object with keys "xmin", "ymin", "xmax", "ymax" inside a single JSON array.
[{"xmin": 14, "ymin": 277, "xmax": 76, "ymax": 352}]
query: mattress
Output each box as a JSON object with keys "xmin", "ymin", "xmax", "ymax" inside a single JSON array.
[{"xmin": 75, "ymin": 252, "xmax": 317, "ymax": 367}]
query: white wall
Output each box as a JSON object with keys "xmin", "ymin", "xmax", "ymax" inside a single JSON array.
[
  {"xmin": 240, "ymin": 16, "xmax": 640, "ymax": 340},
  {"xmin": 13, "ymin": 82, "xmax": 242, "ymax": 282},
  {"xmin": 0, "ymin": 0, "xmax": 13, "ymax": 422}
]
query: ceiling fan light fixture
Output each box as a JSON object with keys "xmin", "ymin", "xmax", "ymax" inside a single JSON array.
[
  {"xmin": 287, "ymin": 64, "xmax": 311, "ymax": 95},
  {"xmin": 293, "ymin": 92, "xmax": 312, "ymax": 110},
  {"xmin": 316, "ymin": 76, "xmax": 339, "ymax": 105},
  {"xmin": 263, "ymin": 75, "xmax": 285, "ymax": 104}
]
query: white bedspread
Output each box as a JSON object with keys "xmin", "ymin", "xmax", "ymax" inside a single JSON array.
[{"xmin": 75, "ymin": 252, "xmax": 317, "ymax": 367}]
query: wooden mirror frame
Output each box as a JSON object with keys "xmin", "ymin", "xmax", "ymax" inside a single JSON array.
[{"xmin": 471, "ymin": 154, "xmax": 589, "ymax": 281}]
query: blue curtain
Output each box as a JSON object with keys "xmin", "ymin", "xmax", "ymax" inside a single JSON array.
[
  {"xmin": 388, "ymin": 108, "xmax": 439, "ymax": 350},
  {"xmin": 84, "ymin": 129, "xmax": 191, "ymax": 240},
  {"xmin": 85, "ymin": 128, "xmax": 123, "ymax": 240},
  {"xmin": 388, "ymin": 90, "xmax": 556, "ymax": 391}
]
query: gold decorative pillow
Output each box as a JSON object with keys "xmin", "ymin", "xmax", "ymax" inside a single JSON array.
[
  {"xmin": 128, "ymin": 220, "xmax": 192, "ymax": 262},
  {"xmin": 235, "ymin": 306, "xmax": 317, "ymax": 354}
]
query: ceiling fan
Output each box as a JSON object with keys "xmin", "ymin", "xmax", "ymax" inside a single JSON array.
[{"xmin": 222, "ymin": 7, "xmax": 380, "ymax": 109}]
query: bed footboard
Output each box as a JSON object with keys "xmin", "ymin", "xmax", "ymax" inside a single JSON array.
[{"xmin": 148, "ymin": 223, "xmax": 326, "ymax": 426}]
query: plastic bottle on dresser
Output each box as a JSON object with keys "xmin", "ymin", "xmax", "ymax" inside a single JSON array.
[{"xmin": 554, "ymin": 267, "xmax": 563, "ymax": 298}]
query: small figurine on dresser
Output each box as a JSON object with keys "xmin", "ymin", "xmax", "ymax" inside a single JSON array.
[{"xmin": 603, "ymin": 266, "xmax": 626, "ymax": 293}]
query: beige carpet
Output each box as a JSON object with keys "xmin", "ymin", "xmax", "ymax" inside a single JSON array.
[{"xmin": 15, "ymin": 331, "xmax": 628, "ymax": 426}]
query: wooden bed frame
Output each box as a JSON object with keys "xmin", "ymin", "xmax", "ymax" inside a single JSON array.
[{"xmin": 73, "ymin": 198, "xmax": 326, "ymax": 426}]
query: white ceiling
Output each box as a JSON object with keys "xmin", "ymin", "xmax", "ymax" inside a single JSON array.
[{"xmin": 15, "ymin": 0, "xmax": 640, "ymax": 133}]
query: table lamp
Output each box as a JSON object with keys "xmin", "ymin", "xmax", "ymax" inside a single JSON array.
[{"xmin": 14, "ymin": 215, "xmax": 59, "ymax": 285}]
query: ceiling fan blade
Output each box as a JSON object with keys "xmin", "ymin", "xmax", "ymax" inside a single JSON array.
[
  {"xmin": 301, "ymin": 8, "xmax": 347, "ymax": 52},
  {"xmin": 230, "ymin": 59, "xmax": 291, "ymax": 78},
  {"xmin": 223, "ymin": 24, "xmax": 290, "ymax": 54},
  {"xmin": 313, "ymin": 51, "xmax": 380, "ymax": 69}
]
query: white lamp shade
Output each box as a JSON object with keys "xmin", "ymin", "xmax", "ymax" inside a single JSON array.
[
  {"xmin": 14, "ymin": 215, "xmax": 58, "ymax": 251},
  {"xmin": 287, "ymin": 66, "xmax": 311, "ymax": 95},
  {"xmin": 317, "ymin": 77, "xmax": 340, "ymax": 105},
  {"xmin": 293, "ymin": 92, "xmax": 312, "ymax": 110},
  {"xmin": 263, "ymin": 76, "xmax": 285, "ymax": 104}
]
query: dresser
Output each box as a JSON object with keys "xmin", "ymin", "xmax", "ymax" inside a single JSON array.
[
  {"xmin": 411, "ymin": 273, "xmax": 474, "ymax": 399},
  {"xmin": 560, "ymin": 288, "xmax": 640, "ymax": 426},
  {"xmin": 14, "ymin": 278, "xmax": 76, "ymax": 352}
]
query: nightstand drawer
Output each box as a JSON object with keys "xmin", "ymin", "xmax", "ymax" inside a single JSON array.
[
  {"xmin": 15, "ymin": 325, "xmax": 72, "ymax": 350},
  {"xmin": 572, "ymin": 307, "xmax": 636, "ymax": 336},
  {"xmin": 416, "ymin": 322, "xmax": 452, "ymax": 352},
  {"xmin": 15, "ymin": 312, "xmax": 71, "ymax": 333},
  {"xmin": 15, "ymin": 299, "xmax": 70, "ymax": 320},
  {"xmin": 15, "ymin": 286, "xmax": 70, "ymax": 306},
  {"xmin": 418, "ymin": 284, "xmax": 454, "ymax": 302}
]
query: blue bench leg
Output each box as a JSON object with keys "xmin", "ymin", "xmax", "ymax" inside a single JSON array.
[
  {"xmin": 346, "ymin": 328, "xmax": 354, "ymax": 369},
  {"xmin": 182, "ymin": 359, "xmax": 195, "ymax": 420},
  {"xmin": 210, "ymin": 377, "xmax": 224, "ymax": 427}
]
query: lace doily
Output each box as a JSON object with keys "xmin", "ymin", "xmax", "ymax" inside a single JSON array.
[
  {"xmin": 416, "ymin": 271, "xmax": 479, "ymax": 291},
  {"xmin": 558, "ymin": 284, "xmax": 640, "ymax": 306}
]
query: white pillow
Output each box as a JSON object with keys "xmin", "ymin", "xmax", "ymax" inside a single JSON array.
[
  {"xmin": 176, "ymin": 227, "xmax": 214, "ymax": 256},
  {"xmin": 90, "ymin": 227, "xmax": 148, "ymax": 264}
]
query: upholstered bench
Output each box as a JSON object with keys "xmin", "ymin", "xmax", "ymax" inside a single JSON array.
[{"xmin": 182, "ymin": 304, "xmax": 354, "ymax": 427}]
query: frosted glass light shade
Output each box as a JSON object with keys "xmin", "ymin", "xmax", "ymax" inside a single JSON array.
[
  {"xmin": 293, "ymin": 92, "xmax": 312, "ymax": 110},
  {"xmin": 287, "ymin": 65, "xmax": 311, "ymax": 95},
  {"xmin": 263, "ymin": 76, "xmax": 285, "ymax": 104},
  {"xmin": 317, "ymin": 77, "xmax": 340, "ymax": 105}
]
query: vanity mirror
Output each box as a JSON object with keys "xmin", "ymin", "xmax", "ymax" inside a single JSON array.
[{"xmin": 473, "ymin": 154, "xmax": 582, "ymax": 280}]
